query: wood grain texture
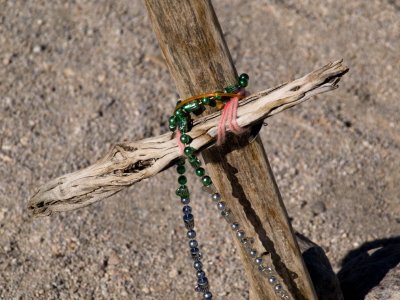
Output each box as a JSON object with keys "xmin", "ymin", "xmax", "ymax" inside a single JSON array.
[
  {"xmin": 144, "ymin": 1, "xmax": 318, "ymax": 299},
  {"xmin": 28, "ymin": 60, "xmax": 347, "ymax": 215}
]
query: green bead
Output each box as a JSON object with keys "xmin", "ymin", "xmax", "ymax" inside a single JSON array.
[
  {"xmin": 177, "ymin": 158, "xmax": 185, "ymax": 166},
  {"xmin": 189, "ymin": 156, "xmax": 201, "ymax": 168},
  {"xmin": 201, "ymin": 176, "xmax": 212, "ymax": 186},
  {"xmin": 184, "ymin": 147, "xmax": 194, "ymax": 156},
  {"xmin": 176, "ymin": 185, "xmax": 190, "ymax": 198},
  {"xmin": 169, "ymin": 116, "xmax": 177, "ymax": 126},
  {"xmin": 195, "ymin": 167, "xmax": 205, "ymax": 177},
  {"xmin": 239, "ymin": 73, "xmax": 249, "ymax": 81},
  {"xmin": 177, "ymin": 115, "xmax": 189, "ymax": 133},
  {"xmin": 192, "ymin": 104, "xmax": 205, "ymax": 116},
  {"xmin": 177, "ymin": 165, "xmax": 186, "ymax": 174},
  {"xmin": 178, "ymin": 175, "xmax": 187, "ymax": 185},
  {"xmin": 224, "ymin": 85, "xmax": 238, "ymax": 93},
  {"xmin": 201, "ymin": 97, "xmax": 210, "ymax": 105},
  {"xmin": 175, "ymin": 108, "xmax": 186, "ymax": 117},
  {"xmin": 209, "ymin": 98, "xmax": 216, "ymax": 107},
  {"xmin": 180, "ymin": 134, "xmax": 191, "ymax": 144},
  {"xmin": 183, "ymin": 100, "xmax": 200, "ymax": 113},
  {"xmin": 215, "ymin": 95, "xmax": 222, "ymax": 100},
  {"xmin": 239, "ymin": 78, "xmax": 248, "ymax": 88},
  {"xmin": 169, "ymin": 124, "xmax": 176, "ymax": 131}
]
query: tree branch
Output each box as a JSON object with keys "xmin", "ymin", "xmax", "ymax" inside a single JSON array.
[{"xmin": 28, "ymin": 60, "xmax": 348, "ymax": 217}]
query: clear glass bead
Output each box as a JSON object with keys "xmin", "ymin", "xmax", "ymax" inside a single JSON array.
[
  {"xmin": 183, "ymin": 213, "xmax": 194, "ymax": 230},
  {"xmin": 221, "ymin": 209, "xmax": 235, "ymax": 223},
  {"xmin": 241, "ymin": 237, "xmax": 254, "ymax": 250},
  {"xmin": 202, "ymin": 184, "xmax": 217, "ymax": 194},
  {"xmin": 190, "ymin": 247, "xmax": 201, "ymax": 260}
]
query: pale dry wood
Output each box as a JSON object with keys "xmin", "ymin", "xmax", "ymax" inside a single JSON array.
[
  {"xmin": 28, "ymin": 62, "xmax": 347, "ymax": 209},
  {"xmin": 144, "ymin": 1, "xmax": 329, "ymax": 298}
]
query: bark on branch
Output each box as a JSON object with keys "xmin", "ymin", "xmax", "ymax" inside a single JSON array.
[{"xmin": 28, "ymin": 60, "xmax": 348, "ymax": 217}]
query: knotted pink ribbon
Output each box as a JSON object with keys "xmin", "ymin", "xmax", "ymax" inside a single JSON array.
[{"xmin": 175, "ymin": 89, "xmax": 246, "ymax": 153}]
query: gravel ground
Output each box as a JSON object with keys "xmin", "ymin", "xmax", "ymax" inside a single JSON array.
[{"xmin": 0, "ymin": 0, "xmax": 399, "ymax": 299}]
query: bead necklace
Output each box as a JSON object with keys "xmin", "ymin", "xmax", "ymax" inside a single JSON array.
[{"xmin": 169, "ymin": 74, "xmax": 291, "ymax": 300}]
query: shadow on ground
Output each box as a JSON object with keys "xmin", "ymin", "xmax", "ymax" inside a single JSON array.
[{"xmin": 337, "ymin": 236, "xmax": 400, "ymax": 300}]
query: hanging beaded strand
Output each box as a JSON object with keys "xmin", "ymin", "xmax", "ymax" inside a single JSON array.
[{"xmin": 170, "ymin": 73, "xmax": 291, "ymax": 300}]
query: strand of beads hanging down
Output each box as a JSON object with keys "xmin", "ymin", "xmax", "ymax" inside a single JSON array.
[{"xmin": 168, "ymin": 73, "xmax": 291, "ymax": 300}]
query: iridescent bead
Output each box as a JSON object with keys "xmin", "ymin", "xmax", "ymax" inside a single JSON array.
[
  {"xmin": 196, "ymin": 277, "xmax": 209, "ymax": 292},
  {"xmin": 203, "ymin": 291, "xmax": 213, "ymax": 299},
  {"xmin": 217, "ymin": 201, "xmax": 226, "ymax": 210},
  {"xmin": 187, "ymin": 229, "xmax": 196, "ymax": 239},
  {"xmin": 196, "ymin": 271, "xmax": 206, "ymax": 278},
  {"xmin": 193, "ymin": 260, "xmax": 203, "ymax": 270},
  {"xmin": 195, "ymin": 167, "xmax": 205, "ymax": 177},
  {"xmin": 268, "ymin": 276, "xmax": 277, "ymax": 284},
  {"xmin": 182, "ymin": 205, "xmax": 192, "ymax": 214},
  {"xmin": 183, "ymin": 214, "xmax": 194, "ymax": 230},
  {"xmin": 231, "ymin": 222, "xmax": 240, "ymax": 230},
  {"xmin": 189, "ymin": 240, "xmax": 198, "ymax": 248},
  {"xmin": 201, "ymin": 176, "xmax": 212, "ymax": 186},
  {"xmin": 181, "ymin": 198, "xmax": 190, "ymax": 205},
  {"xmin": 236, "ymin": 230, "xmax": 245, "ymax": 239},
  {"xmin": 255, "ymin": 257, "xmax": 263, "ymax": 265},
  {"xmin": 274, "ymin": 284, "xmax": 282, "ymax": 292},
  {"xmin": 211, "ymin": 193, "xmax": 221, "ymax": 202},
  {"xmin": 190, "ymin": 247, "xmax": 200, "ymax": 259},
  {"xmin": 249, "ymin": 249, "xmax": 257, "ymax": 257}
]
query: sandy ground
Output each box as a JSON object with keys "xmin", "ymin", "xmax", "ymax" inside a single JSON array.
[{"xmin": 0, "ymin": 0, "xmax": 399, "ymax": 299}]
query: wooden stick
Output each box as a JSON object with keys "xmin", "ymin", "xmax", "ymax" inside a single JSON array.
[
  {"xmin": 144, "ymin": 1, "xmax": 323, "ymax": 299},
  {"xmin": 28, "ymin": 60, "xmax": 347, "ymax": 217}
]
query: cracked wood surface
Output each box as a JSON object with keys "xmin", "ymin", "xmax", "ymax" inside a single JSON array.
[{"xmin": 28, "ymin": 60, "xmax": 347, "ymax": 216}]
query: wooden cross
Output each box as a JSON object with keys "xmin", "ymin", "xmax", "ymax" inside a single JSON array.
[{"xmin": 28, "ymin": 1, "xmax": 348, "ymax": 299}]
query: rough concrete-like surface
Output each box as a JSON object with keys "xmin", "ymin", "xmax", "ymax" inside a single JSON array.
[{"xmin": 0, "ymin": 0, "xmax": 399, "ymax": 299}]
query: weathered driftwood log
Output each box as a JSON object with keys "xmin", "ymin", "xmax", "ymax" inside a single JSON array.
[{"xmin": 28, "ymin": 60, "xmax": 348, "ymax": 217}]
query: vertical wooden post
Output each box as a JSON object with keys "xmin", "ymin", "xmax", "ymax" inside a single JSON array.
[{"xmin": 144, "ymin": 1, "xmax": 317, "ymax": 299}]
